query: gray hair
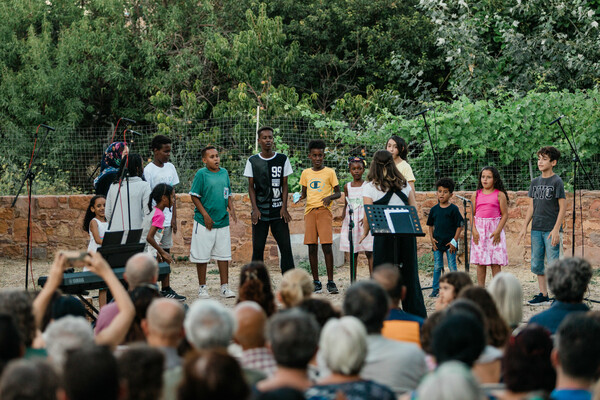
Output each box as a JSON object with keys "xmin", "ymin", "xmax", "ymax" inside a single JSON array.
[
  {"xmin": 547, "ymin": 257, "xmax": 592, "ymax": 303},
  {"xmin": 184, "ymin": 299, "xmax": 236, "ymax": 350},
  {"xmin": 416, "ymin": 361, "xmax": 484, "ymax": 400},
  {"xmin": 125, "ymin": 253, "xmax": 159, "ymax": 288},
  {"xmin": 319, "ymin": 316, "xmax": 367, "ymax": 376},
  {"xmin": 0, "ymin": 358, "xmax": 59, "ymax": 400},
  {"xmin": 43, "ymin": 316, "xmax": 94, "ymax": 369},
  {"xmin": 487, "ymin": 272, "xmax": 523, "ymax": 329},
  {"xmin": 0, "ymin": 290, "xmax": 35, "ymax": 347},
  {"xmin": 266, "ymin": 309, "xmax": 319, "ymax": 369}
]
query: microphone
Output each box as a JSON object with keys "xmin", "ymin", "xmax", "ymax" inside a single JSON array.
[
  {"xmin": 122, "ymin": 118, "xmax": 137, "ymax": 124},
  {"xmin": 40, "ymin": 124, "xmax": 56, "ymax": 131},
  {"xmin": 455, "ymin": 194, "xmax": 471, "ymax": 203},
  {"xmin": 127, "ymin": 129, "xmax": 142, "ymax": 136},
  {"xmin": 549, "ymin": 115, "xmax": 564, "ymax": 126},
  {"xmin": 414, "ymin": 108, "xmax": 430, "ymax": 117}
]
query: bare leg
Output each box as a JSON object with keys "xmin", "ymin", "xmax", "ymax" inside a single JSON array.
[
  {"xmin": 491, "ymin": 265, "xmax": 501, "ymax": 278},
  {"xmin": 196, "ymin": 263, "xmax": 207, "ymax": 285},
  {"xmin": 477, "ymin": 265, "xmax": 487, "ymax": 286},
  {"xmin": 308, "ymin": 244, "xmax": 319, "ymax": 281},
  {"xmin": 322, "ymin": 244, "xmax": 334, "ymax": 281},
  {"xmin": 365, "ymin": 251, "xmax": 374, "ymax": 276},
  {"xmin": 537, "ymin": 274, "xmax": 548, "ymax": 296},
  {"xmin": 217, "ymin": 260, "xmax": 229, "ymax": 285}
]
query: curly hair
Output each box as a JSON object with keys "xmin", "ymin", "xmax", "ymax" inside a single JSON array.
[
  {"xmin": 476, "ymin": 166, "xmax": 509, "ymax": 205},
  {"xmin": 537, "ymin": 146, "xmax": 561, "ymax": 162},
  {"xmin": 237, "ymin": 262, "xmax": 276, "ymax": 316},
  {"xmin": 366, "ymin": 150, "xmax": 407, "ymax": 193}
]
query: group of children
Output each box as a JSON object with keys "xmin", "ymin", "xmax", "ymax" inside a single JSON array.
[{"xmin": 84, "ymin": 127, "xmax": 566, "ymax": 306}]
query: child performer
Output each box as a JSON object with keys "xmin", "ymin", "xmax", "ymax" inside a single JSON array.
[
  {"xmin": 142, "ymin": 183, "xmax": 174, "ymax": 265},
  {"xmin": 189, "ymin": 146, "xmax": 238, "ymax": 299},
  {"xmin": 144, "ymin": 135, "xmax": 184, "ymax": 300},
  {"xmin": 518, "ymin": 146, "xmax": 566, "ymax": 305},
  {"xmin": 338, "ymin": 156, "xmax": 373, "ymax": 276},
  {"xmin": 386, "ymin": 135, "xmax": 416, "ymax": 193},
  {"xmin": 471, "ymin": 166, "xmax": 509, "ymax": 286},
  {"xmin": 83, "ymin": 195, "xmax": 107, "ymax": 253},
  {"xmin": 426, "ymin": 178, "xmax": 464, "ymax": 297},
  {"xmin": 244, "ymin": 126, "xmax": 295, "ymax": 274},
  {"xmin": 298, "ymin": 139, "xmax": 341, "ymax": 294}
]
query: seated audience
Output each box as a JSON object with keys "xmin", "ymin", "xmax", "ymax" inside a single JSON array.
[
  {"xmin": 413, "ymin": 361, "xmax": 483, "ymax": 400},
  {"xmin": 0, "ymin": 289, "xmax": 38, "ymax": 357},
  {"xmin": 435, "ymin": 271, "xmax": 473, "ymax": 311},
  {"xmin": 233, "ymin": 301, "xmax": 277, "ymax": 377},
  {"xmin": 124, "ymin": 285, "xmax": 161, "ymax": 343},
  {"xmin": 0, "ymin": 314, "xmax": 24, "ymax": 374},
  {"xmin": 237, "ymin": 262, "xmax": 277, "ymax": 316},
  {"xmin": 141, "ymin": 298, "xmax": 185, "ymax": 370},
  {"xmin": 432, "ymin": 312, "xmax": 486, "ymax": 369},
  {"xmin": 277, "ymin": 269, "xmax": 313, "ymax": 309},
  {"xmin": 343, "ymin": 281, "xmax": 426, "ymax": 396},
  {"xmin": 43, "ymin": 316, "xmax": 94, "ymax": 369},
  {"xmin": 297, "ymin": 298, "xmax": 340, "ymax": 329},
  {"xmin": 419, "ymin": 311, "xmax": 444, "ymax": 371},
  {"xmin": 459, "ymin": 286, "xmax": 510, "ymax": 349},
  {"xmin": 529, "ymin": 257, "xmax": 592, "ymax": 334},
  {"xmin": 551, "ymin": 313, "xmax": 600, "ymax": 400},
  {"xmin": 372, "ymin": 264, "xmax": 423, "ymax": 345},
  {"xmin": 487, "ymin": 272, "xmax": 523, "ymax": 332},
  {"xmin": 0, "ymin": 358, "xmax": 59, "ymax": 400},
  {"xmin": 117, "ymin": 344, "xmax": 165, "ymax": 400},
  {"xmin": 256, "ymin": 309, "xmax": 320, "ymax": 393},
  {"xmin": 63, "ymin": 345, "xmax": 120, "ymax": 400},
  {"xmin": 305, "ymin": 316, "xmax": 396, "ymax": 400}
]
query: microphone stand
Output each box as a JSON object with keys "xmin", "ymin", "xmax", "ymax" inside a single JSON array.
[
  {"xmin": 552, "ymin": 119, "xmax": 595, "ymax": 256},
  {"xmin": 417, "ymin": 110, "xmax": 441, "ymax": 184},
  {"xmin": 348, "ymin": 205, "xmax": 356, "ymax": 283},
  {"xmin": 12, "ymin": 125, "xmax": 54, "ymax": 289}
]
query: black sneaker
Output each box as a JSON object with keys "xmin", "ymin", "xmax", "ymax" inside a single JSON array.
[
  {"xmin": 161, "ymin": 287, "xmax": 187, "ymax": 302},
  {"xmin": 313, "ymin": 281, "xmax": 322, "ymax": 294},
  {"xmin": 429, "ymin": 289, "xmax": 439, "ymax": 298},
  {"xmin": 327, "ymin": 281, "xmax": 339, "ymax": 294},
  {"xmin": 528, "ymin": 293, "xmax": 550, "ymax": 306}
]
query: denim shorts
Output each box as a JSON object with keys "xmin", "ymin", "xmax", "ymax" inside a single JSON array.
[{"xmin": 531, "ymin": 230, "xmax": 562, "ymax": 275}]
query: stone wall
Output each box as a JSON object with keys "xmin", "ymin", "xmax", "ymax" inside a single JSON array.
[{"xmin": 1, "ymin": 191, "xmax": 599, "ymax": 264}]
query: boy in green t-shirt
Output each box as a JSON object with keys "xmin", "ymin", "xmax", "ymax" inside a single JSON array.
[{"xmin": 189, "ymin": 146, "xmax": 238, "ymax": 299}]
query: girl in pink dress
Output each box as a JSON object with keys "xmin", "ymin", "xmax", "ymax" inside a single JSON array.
[
  {"xmin": 339, "ymin": 156, "xmax": 373, "ymax": 276},
  {"xmin": 470, "ymin": 166, "xmax": 509, "ymax": 286}
]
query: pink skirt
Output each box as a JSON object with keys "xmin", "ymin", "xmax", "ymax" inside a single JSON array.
[{"xmin": 470, "ymin": 217, "xmax": 508, "ymax": 266}]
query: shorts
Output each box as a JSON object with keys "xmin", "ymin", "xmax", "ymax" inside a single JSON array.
[
  {"xmin": 531, "ymin": 230, "xmax": 563, "ymax": 275},
  {"xmin": 160, "ymin": 226, "xmax": 173, "ymax": 249},
  {"xmin": 189, "ymin": 221, "xmax": 232, "ymax": 263},
  {"xmin": 304, "ymin": 208, "xmax": 333, "ymax": 245}
]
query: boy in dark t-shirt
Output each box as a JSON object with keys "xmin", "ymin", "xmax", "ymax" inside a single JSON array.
[
  {"xmin": 426, "ymin": 178, "xmax": 464, "ymax": 298},
  {"xmin": 519, "ymin": 146, "xmax": 566, "ymax": 305},
  {"xmin": 244, "ymin": 126, "xmax": 295, "ymax": 274}
]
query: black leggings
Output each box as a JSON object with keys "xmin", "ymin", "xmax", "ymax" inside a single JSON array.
[{"xmin": 252, "ymin": 218, "xmax": 295, "ymax": 274}]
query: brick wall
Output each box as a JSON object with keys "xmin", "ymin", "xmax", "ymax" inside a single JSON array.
[{"xmin": 1, "ymin": 192, "xmax": 599, "ymax": 264}]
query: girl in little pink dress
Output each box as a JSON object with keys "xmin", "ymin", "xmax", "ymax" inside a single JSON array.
[
  {"xmin": 471, "ymin": 166, "xmax": 509, "ymax": 286},
  {"xmin": 339, "ymin": 156, "xmax": 373, "ymax": 277}
]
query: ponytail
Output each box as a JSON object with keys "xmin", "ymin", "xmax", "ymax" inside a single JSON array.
[{"xmin": 148, "ymin": 183, "xmax": 173, "ymax": 212}]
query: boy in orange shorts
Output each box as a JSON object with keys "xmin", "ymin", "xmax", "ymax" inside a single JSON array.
[{"xmin": 298, "ymin": 139, "xmax": 341, "ymax": 293}]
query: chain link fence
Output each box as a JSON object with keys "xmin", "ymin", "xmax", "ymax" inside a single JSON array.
[{"xmin": 1, "ymin": 116, "xmax": 598, "ymax": 195}]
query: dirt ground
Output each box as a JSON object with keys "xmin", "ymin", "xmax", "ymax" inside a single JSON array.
[{"xmin": 1, "ymin": 257, "xmax": 599, "ymax": 322}]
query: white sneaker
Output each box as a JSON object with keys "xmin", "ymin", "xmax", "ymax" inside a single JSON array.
[
  {"xmin": 220, "ymin": 284, "xmax": 236, "ymax": 298},
  {"xmin": 198, "ymin": 285, "xmax": 209, "ymax": 299}
]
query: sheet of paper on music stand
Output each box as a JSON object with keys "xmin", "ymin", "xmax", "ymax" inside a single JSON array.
[{"xmin": 384, "ymin": 208, "xmax": 410, "ymax": 234}]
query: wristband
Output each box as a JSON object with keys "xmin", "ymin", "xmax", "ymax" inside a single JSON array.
[{"xmin": 450, "ymin": 238, "xmax": 458, "ymax": 248}]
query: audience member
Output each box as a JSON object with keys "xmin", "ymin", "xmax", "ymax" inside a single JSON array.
[
  {"xmin": 297, "ymin": 298, "xmax": 341, "ymax": 329},
  {"xmin": 118, "ymin": 344, "xmax": 164, "ymax": 400},
  {"xmin": 43, "ymin": 316, "xmax": 94, "ymax": 369},
  {"xmin": 529, "ymin": 257, "xmax": 592, "ymax": 334},
  {"xmin": 277, "ymin": 269, "xmax": 313, "ymax": 308},
  {"xmin": 0, "ymin": 314, "xmax": 24, "ymax": 374},
  {"xmin": 551, "ymin": 313, "xmax": 600, "ymax": 400},
  {"xmin": 419, "ymin": 311, "xmax": 444, "ymax": 371},
  {"xmin": 432, "ymin": 312, "xmax": 486, "ymax": 368},
  {"xmin": 0, "ymin": 358, "xmax": 59, "ymax": 400},
  {"xmin": 343, "ymin": 281, "xmax": 426, "ymax": 396},
  {"xmin": 459, "ymin": 286, "xmax": 510, "ymax": 348},
  {"xmin": 257, "ymin": 309, "xmax": 320, "ymax": 393},
  {"xmin": 487, "ymin": 272, "xmax": 523, "ymax": 331},
  {"xmin": 177, "ymin": 349, "xmax": 250, "ymax": 400},
  {"xmin": 233, "ymin": 301, "xmax": 277, "ymax": 377},
  {"xmin": 255, "ymin": 388, "xmax": 306, "ymax": 400},
  {"xmin": 305, "ymin": 316, "xmax": 396, "ymax": 400},
  {"xmin": 237, "ymin": 262, "xmax": 277, "ymax": 316},
  {"xmin": 125, "ymin": 285, "xmax": 161, "ymax": 343},
  {"xmin": 435, "ymin": 271, "xmax": 473, "ymax": 311},
  {"xmin": 413, "ymin": 361, "xmax": 483, "ymax": 400},
  {"xmin": 141, "ymin": 298, "xmax": 185, "ymax": 370},
  {"xmin": 0, "ymin": 289, "xmax": 37, "ymax": 356},
  {"xmin": 63, "ymin": 345, "xmax": 120, "ymax": 400},
  {"xmin": 372, "ymin": 264, "xmax": 423, "ymax": 345}
]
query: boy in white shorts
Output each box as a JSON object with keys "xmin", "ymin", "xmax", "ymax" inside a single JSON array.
[{"xmin": 189, "ymin": 145, "xmax": 238, "ymax": 298}]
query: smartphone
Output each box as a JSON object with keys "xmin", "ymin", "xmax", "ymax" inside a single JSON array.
[{"xmin": 61, "ymin": 251, "xmax": 89, "ymax": 268}]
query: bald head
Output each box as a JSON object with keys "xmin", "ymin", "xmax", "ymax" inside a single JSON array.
[
  {"xmin": 124, "ymin": 253, "xmax": 159, "ymax": 288},
  {"xmin": 145, "ymin": 298, "xmax": 185, "ymax": 346},
  {"xmin": 233, "ymin": 301, "xmax": 267, "ymax": 350},
  {"xmin": 372, "ymin": 264, "xmax": 404, "ymax": 306}
]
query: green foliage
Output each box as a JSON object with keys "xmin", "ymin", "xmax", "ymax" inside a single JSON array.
[
  {"xmin": 298, "ymin": 260, "xmax": 327, "ymax": 277},
  {"xmin": 0, "ymin": 156, "xmax": 81, "ymax": 195}
]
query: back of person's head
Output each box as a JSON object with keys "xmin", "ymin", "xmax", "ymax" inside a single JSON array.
[
  {"xmin": 445, "ymin": 299, "xmax": 488, "ymax": 332},
  {"xmin": 51, "ymin": 295, "xmax": 87, "ymax": 322},
  {"xmin": 0, "ymin": 314, "xmax": 23, "ymax": 375},
  {"xmin": 297, "ymin": 298, "xmax": 341, "ymax": 329},
  {"xmin": 117, "ymin": 344, "xmax": 164, "ymax": 400},
  {"xmin": 125, "ymin": 286, "xmax": 161, "ymax": 343},
  {"xmin": 372, "ymin": 263, "xmax": 404, "ymax": 305},
  {"xmin": 436, "ymin": 177, "xmax": 455, "ymax": 193},
  {"xmin": 416, "ymin": 361, "xmax": 482, "ymax": 400},
  {"xmin": 184, "ymin": 299, "xmax": 236, "ymax": 350},
  {"xmin": 266, "ymin": 309, "xmax": 319, "ymax": 369},
  {"xmin": 537, "ymin": 146, "xmax": 561, "ymax": 162},
  {"xmin": 255, "ymin": 387, "xmax": 305, "ymax": 400},
  {"xmin": 64, "ymin": 345, "xmax": 119, "ymax": 400},
  {"xmin": 433, "ymin": 312, "xmax": 486, "ymax": 367},
  {"xmin": 487, "ymin": 272, "xmax": 523, "ymax": 329},
  {"xmin": 238, "ymin": 262, "xmax": 276, "ymax": 316},
  {"xmin": 547, "ymin": 257, "xmax": 592, "ymax": 303},
  {"xmin": 343, "ymin": 281, "xmax": 389, "ymax": 334},
  {"xmin": 0, "ymin": 290, "xmax": 35, "ymax": 347},
  {"xmin": 43, "ymin": 316, "xmax": 94, "ymax": 369},
  {"xmin": 367, "ymin": 150, "xmax": 406, "ymax": 193},
  {"xmin": 555, "ymin": 313, "xmax": 600, "ymax": 382},
  {"xmin": 503, "ymin": 325, "xmax": 555, "ymax": 394},
  {"xmin": 420, "ymin": 311, "xmax": 444, "ymax": 355},
  {"xmin": 114, "ymin": 153, "xmax": 144, "ymax": 181},
  {"xmin": 125, "ymin": 253, "xmax": 159, "ymax": 288},
  {"xmin": 178, "ymin": 349, "xmax": 249, "ymax": 400},
  {"xmin": 150, "ymin": 134, "xmax": 172, "ymax": 151},
  {"xmin": 278, "ymin": 269, "xmax": 313, "ymax": 308},
  {"xmin": 145, "ymin": 298, "xmax": 185, "ymax": 344},
  {"xmin": 440, "ymin": 272, "xmax": 473, "ymax": 300},
  {"xmin": 319, "ymin": 316, "xmax": 367, "ymax": 376},
  {"xmin": 233, "ymin": 301, "xmax": 267, "ymax": 349},
  {"xmin": 0, "ymin": 359, "xmax": 59, "ymax": 400},
  {"xmin": 458, "ymin": 286, "xmax": 510, "ymax": 348}
]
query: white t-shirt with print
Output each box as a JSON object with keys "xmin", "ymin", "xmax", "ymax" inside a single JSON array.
[{"xmin": 143, "ymin": 162, "xmax": 179, "ymax": 227}]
